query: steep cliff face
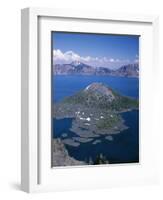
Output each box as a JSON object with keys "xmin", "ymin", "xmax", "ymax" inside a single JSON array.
[
  {"xmin": 114, "ymin": 63, "xmax": 139, "ymax": 77},
  {"xmin": 52, "ymin": 139, "xmax": 85, "ymax": 167}
]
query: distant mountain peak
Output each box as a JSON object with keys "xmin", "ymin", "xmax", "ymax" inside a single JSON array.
[
  {"xmin": 115, "ymin": 63, "xmax": 139, "ymax": 77},
  {"xmin": 71, "ymin": 60, "xmax": 82, "ymax": 66}
]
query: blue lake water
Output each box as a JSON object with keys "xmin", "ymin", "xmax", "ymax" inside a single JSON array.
[
  {"xmin": 53, "ymin": 75, "xmax": 139, "ymax": 102},
  {"xmin": 53, "ymin": 75, "xmax": 139, "ymax": 164}
]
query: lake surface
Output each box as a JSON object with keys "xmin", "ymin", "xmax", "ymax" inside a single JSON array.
[
  {"xmin": 53, "ymin": 75, "xmax": 139, "ymax": 102},
  {"xmin": 53, "ymin": 75, "xmax": 139, "ymax": 164}
]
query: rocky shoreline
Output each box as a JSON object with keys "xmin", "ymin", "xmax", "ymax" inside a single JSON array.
[{"xmin": 52, "ymin": 139, "xmax": 85, "ymax": 167}]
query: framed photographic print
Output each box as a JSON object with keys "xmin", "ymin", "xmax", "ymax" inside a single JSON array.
[
  {"xmin": 52, "ymin": 32, "xmax": 139, "ymax": 167},
  {"xmin": 21, "ymin": 8, "xmax": 159, "ymax": 193}
]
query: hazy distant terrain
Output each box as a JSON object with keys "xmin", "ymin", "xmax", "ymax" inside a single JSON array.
[{"xmin": 54, "ymin": 61, "xmax": 139, "ymax": 78}]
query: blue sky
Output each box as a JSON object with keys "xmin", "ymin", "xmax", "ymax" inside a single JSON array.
[{"xmin": 52, "ymin": 32, "xmax": 139, "ymax": 69}]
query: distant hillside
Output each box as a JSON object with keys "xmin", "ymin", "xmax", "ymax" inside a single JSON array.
[
  {"xmin": 54, "ymin": 61, "xmax": 95, "ymax": 75},
  {"xmin": 113, "ymin": 63, "xmax": 139, "ymax": 77},
  {"xmin": 54, "ymin": 61, "xmax": 139, "ymax": 77}
]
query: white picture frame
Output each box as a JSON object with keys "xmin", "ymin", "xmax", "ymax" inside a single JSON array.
[{"xmin": 21, "ymin": 7, "xmax": 159, "ymax": 193}]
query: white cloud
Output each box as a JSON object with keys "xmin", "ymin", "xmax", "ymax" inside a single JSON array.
[
  {"xmin": 53, "ymin": 50, "xmax": 80, "ymax": 62},
  {"xmin": 109, "ymin": 58, "xmax": 114, "ymax": 62},
  {"xmin": 134, "ymin": 59, "xmax": 139, "ymax": 63},
  {"xmin": 53, "ymin": 49, "xmax": 65, "ymax": 60},
  {"xmin": 53, "ymin": 49, "xmax": 137, "ymax": 69},
  {"xmin": 134, "ymin": 54, "xmax": 139, "ymax": 63}
]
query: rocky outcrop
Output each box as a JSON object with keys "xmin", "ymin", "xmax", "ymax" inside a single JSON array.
[
  {"xmin": 52, "ymin": 139, "xmax": 85, "ymax": 167},
  {"xmin": 84, "ymin": 82, "xmax": 115, "ymax": 102}
]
